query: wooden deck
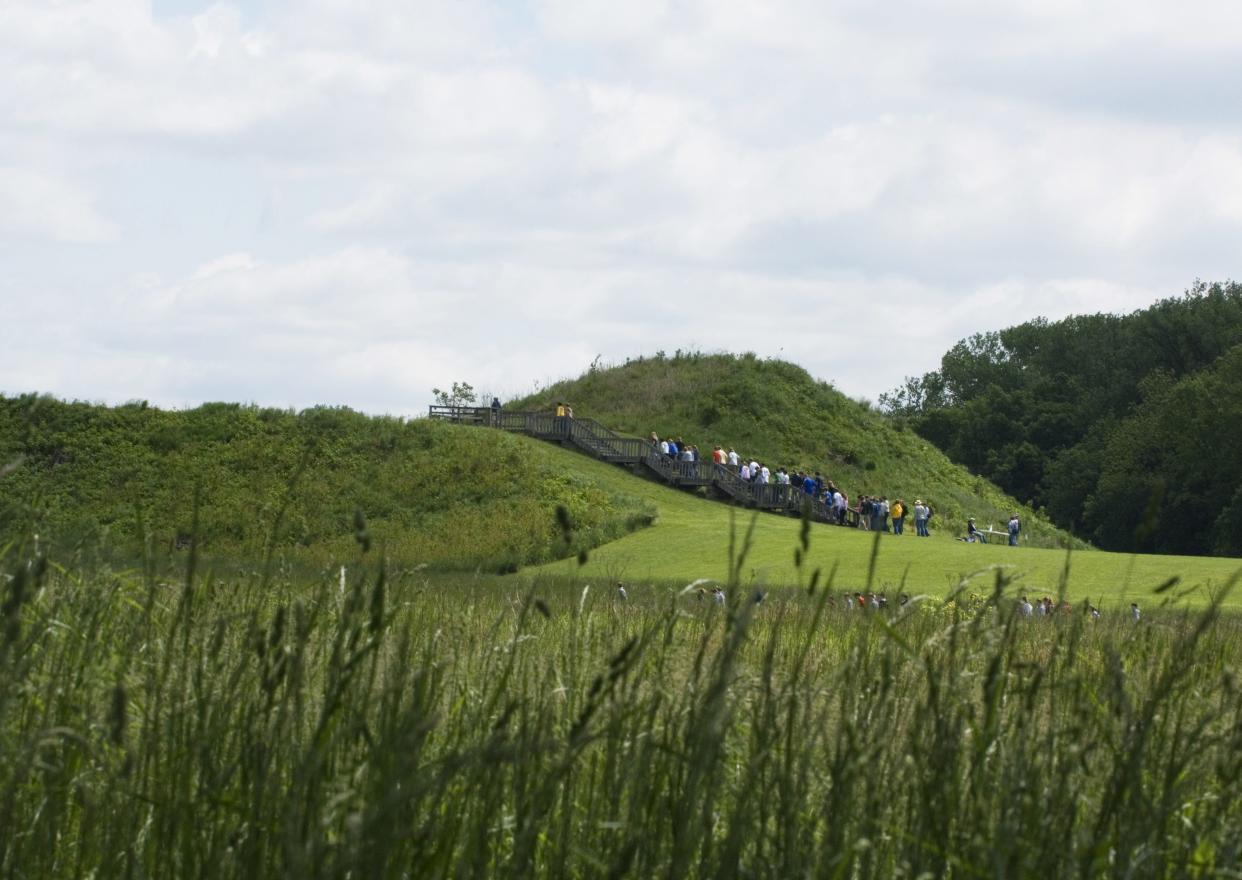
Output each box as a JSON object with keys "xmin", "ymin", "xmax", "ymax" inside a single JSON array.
[{"xmin": 428, "ymin": 405, "xmax": 846, "ymax": 522}]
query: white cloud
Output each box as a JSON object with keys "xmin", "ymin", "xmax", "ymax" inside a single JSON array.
[
  {"xmin": 0, "ymin": 167, "xmax": 116, "ymax": 242},
  {"xmin": 1, "ymin": 0, "xmax": 1240, "ymax": 414}
]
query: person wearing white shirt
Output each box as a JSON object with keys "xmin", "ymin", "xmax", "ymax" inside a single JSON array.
[{"xmin": 727, "ymin": 449, "xmax": 739, "ymax": 468}]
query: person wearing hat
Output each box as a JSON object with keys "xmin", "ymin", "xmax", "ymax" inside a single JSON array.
[
  {"xmin": 966, "ymin": 517, "xmax": 986, "ymax": 543},
  {"xmin": 914, "ymin": 499, "xmax": 929, "ymax": 537}
]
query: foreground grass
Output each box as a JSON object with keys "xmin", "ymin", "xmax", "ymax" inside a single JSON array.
[{"xmin": 3, "ymin": 526, "xmax": 1242, "ymax": 878}]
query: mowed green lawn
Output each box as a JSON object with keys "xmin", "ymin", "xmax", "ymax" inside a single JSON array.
[{"xmin": 523, "ymin": 444, "xmax": 1242, "ymax": 610}]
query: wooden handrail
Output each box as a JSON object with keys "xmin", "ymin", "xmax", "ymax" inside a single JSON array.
[{"xmin": 428, "ymin": 405, "xmax": 841, "ymax": 524}]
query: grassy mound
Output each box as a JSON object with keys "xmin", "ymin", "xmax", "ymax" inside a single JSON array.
[
  {"xmin": 511, "ymin": 351, "xmax": 1076, "ymax": 547},
  {"xmin": 0, "ymin": 395, "xmax": 655, "ymax": 572}
]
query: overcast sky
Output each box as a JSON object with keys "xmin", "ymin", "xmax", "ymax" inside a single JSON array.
[{"xmin": 3, "ymin": 0, "xmax": 1241, "ymax": 415}]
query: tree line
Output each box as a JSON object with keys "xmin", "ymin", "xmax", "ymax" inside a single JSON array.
[{"xmin": 881, "ymin": 280, "xmax": 1242, "ymax": 556}]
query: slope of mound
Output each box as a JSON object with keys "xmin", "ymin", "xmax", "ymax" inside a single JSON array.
[
  {"xmin": 510, "ymin": 352, "xmax": 1078, "ymax": 548},
  {"xmin": 0, "ymin": 396, "xmax": 655, "ymax": 572}
]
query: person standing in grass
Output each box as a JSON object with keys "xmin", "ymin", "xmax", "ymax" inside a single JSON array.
[
  {"xmin": 1131, "ymin": 602, "xmax": 1141, "ymax": 621},
  {"xmin": 1008, "ymin": 513, "xmax": 1021, "ymax": 546},
  {"xmin": 1019, "ymin": 596, "xmax": 1033, "ymax": 617},
  {"xmin": 913, "ymin": 499, "xmax": 928, "ymax": 536},
  {"xmin": 891, "ymin": 498, "xmax": 905, "ymax": 534}
]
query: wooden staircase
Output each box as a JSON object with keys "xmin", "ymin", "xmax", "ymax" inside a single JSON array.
[{"xmin": 428, "ymin": 405, "xmax": 846, "ymax": 522}]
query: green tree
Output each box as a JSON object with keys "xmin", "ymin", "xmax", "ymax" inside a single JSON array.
[
  {"xmin": 432, "ymin": 382, "xmax": 477, "ymax": 408},
  {"xmin": 881, "ymin": 280, "xmax": 1242, "ymax": 553}
]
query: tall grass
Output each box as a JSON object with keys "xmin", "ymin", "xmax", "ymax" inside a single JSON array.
[{"xmin": 2, "ymin": 520, "xmax": 1240, "ymax": 877}]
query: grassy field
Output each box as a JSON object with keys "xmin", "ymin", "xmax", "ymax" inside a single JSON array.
[
  {"xmin": 3, "ymin": 525, "xmax": 1241, "ymax": 877},
  {"xmin": 9, "ymin": 370, "xmax": 1242, "ymax": 876},
  {"xmin": 520, "ymin": 440, "xmax": 1242, "ymax": 611}
]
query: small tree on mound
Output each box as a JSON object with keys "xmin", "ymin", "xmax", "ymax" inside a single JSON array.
[{"xmin": 432, "ymin": 382, "xmax": 477, "ymax": 408}]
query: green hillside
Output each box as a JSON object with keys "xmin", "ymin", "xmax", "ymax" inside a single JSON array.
[
  {"xmin": 510, "ymin": 351, "xmax": 1076, "ymax": 548},
  {"xmin": 0, "ymin": 395, "xmax": 654, "ymax": 572}
]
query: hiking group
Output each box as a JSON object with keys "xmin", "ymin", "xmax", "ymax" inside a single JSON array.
[{"xmin": 649, "ymin": 432, "xmax": 937, "ymax": 537}]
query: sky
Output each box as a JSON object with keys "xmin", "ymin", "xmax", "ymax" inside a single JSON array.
[{"xmin": 2, "ymin": 0, "xmax": 1241, "ymax": 415}]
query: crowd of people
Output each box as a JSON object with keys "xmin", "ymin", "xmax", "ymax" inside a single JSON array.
[
  {"xmin": 1016, "ymin": 596, "xmax": 1142, "ymax": 621},
  {"xmin": 648, "ymin": 432, "xmax": 938, "ymax": 536},
  {"xmin": 523, "ymin": 408, "xmax": 1024, "ymax": 545}
]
